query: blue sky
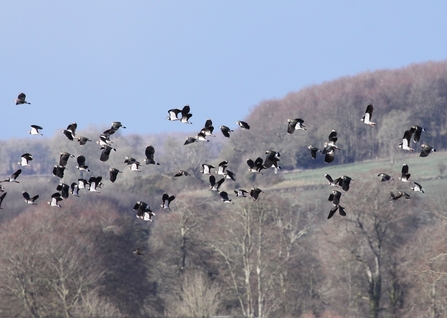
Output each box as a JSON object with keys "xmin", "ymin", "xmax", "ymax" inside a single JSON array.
[{"xmin": 2, "ymin": 1, "xmax": 447, "ymax": 140}]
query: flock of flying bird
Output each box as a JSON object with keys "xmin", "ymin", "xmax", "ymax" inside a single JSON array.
[{"xmin": 3, "ymin": 95, "xmax": 437, "ymax": 225}]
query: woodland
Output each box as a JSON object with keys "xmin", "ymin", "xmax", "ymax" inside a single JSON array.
[{"xmin": 1, "ymin": 60, "xmax": 447, "ymax": 317}]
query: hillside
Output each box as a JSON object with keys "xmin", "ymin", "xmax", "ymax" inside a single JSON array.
[{"xmin": 1, "ymin": 60, "xmax": 447, "ymax": 317}]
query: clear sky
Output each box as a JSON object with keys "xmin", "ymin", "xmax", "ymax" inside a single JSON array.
[{"xmin": 2, "ymin": 1, "xmax": 447, "ymax": 140}]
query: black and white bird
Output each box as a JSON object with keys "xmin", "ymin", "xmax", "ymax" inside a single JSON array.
[
  {"xmin": 97, "ymin": 135, "xmax": 113, "ymax": 148},
  {"xmin": 224, "ymin": 170, "xmax": 236, "ymax": 181},
  {"xmin": 0, "ymin": 192, "xmax": 7, "ymax": 209},
  {"xmin": 22, "ymin": 191, "xmax": 39, "ymax": 205},
  {"xmin": 420, "ymin": 144, "xmax": 436, "ymax": 157},
  {"xmin": 287, "ymin": 118, "xmax": 306, "ymax": 134},
  {"xmin": 234, "ymin": 189, "xmax": 248, "ymax": 197},
  {"xmin": 219, "ymin": 191, "xmax": 233, "ymax": 203},
  {"xmin": 70, "ymin": 182, "xmax": 80, "ymax": 196},
  {"xmin": 201, "ymin": 164, "xmax": 215, "ymax": 175},
  {"xmin": 167, "ymin": 108, "xmax": 182, "ymax": 121},
  {"xmin": 219, "ymin": 125, "xmax": 233, "ymax": 138},
  {"xmin": 412, "ymin": 125, "xmax": 426, "ymax": 143},
  {"xmin": 217, "ymin": 161, "xmax": 228, "ymax": 175},
  {"xmin": 173, "ymin": 170, "xmax": 190, "ymax": 177},
  {"xmin": 76, "ymin": 155, "xmax": 90, "ymax": 172},
  {"xmin": 18, "ymin": 153, "xmax": 33, "ymax": 167},
  {"xmin": 15, "ymin": 92, "xmax": 30, "ymax": 105},
  {"xmin": 399, "ymin": 164, "xmax": 411, "ymax": 182},
  {"xmin": 1, "ymin": 169, "xmax": 22, "ymax": 183},
  {"xmin": 100, "ymin": 145, "xmax": 115, "ymax": 162},
  {"xmin": 144, "ymin": 145, "xmax": 160, "ymax": 165},
  {"xmin": 161, "ymin": 193, "xmax": 175, "ymax": 209},
  {"xmin": 128, "ymin": 162, "xmax": 141, "ymax": 172},
  {"xmin": 76, "ymin": 136, "xmax": 92, "ymax": 145},
  {"xmin": 133, "ymin": 201, "xmax": 155, "ymax": 222},
  {"xmin": 184, "ymin": 136, "xmax": 197, "ymax": 145},
  {"xmin": 88, "ymin": 176, "xmax": 102, "ymax": 192},
  {"xmin": 324, "ymin": 174, "xmax": 337, "ymax": 186},
  {"xmin": 390, "ymin": 191, "xmax": 411, "ymax": 201},
  {"xmin": 167, "ymin": 105, "xmax": 192, "ymax": 123},
  {"xmin": 236, "ymin": 120, "xmax": 250, "ymax": 130},
  {"xmin": 56, "ymin": 183, "xmax": 70, "ymax": 199},
  {"xmin": 361, "ymin": 104, "xmax": 375, "ymax": 126},
  {"xmin": 336, "ymin": 175, "xmax": 353, "ymax": 192},
  {"xmin": 327, "ymin": 205, "xmax": 347, "ymax": 219},
  {"xmin": 209, "ymin": 175, "xmax": 225, "ymax": 191},
  {"xmin": 322, "ymin": 130, "xmax": 340, "ymax": 163},
  {"xmin": 246, "ymin": 157, "xmax": 264, "ymax": 174},
  {"xmin": 133, "ymin": 248, "xmax": 143, "ymax": 256},
  {"xmin": 179, "ymin": 105, "xmax": 193, "ymax": 124},
  {"xmin": 327, "ymin": 190, "xmax": 346, "ymax": 219},
  {"xmin": 411, "ymin": 181, "xmax": 425, "ymax": 193},
  {"xmin": 61, "ymin": 122, "xmax": 77, "ymax": 140},
  {"xmin": 59, "ymin": 152, "xmax": 74, "ymax": 167},
  {"xmin": 28, "ymin": 125, "xmax": 43, "ymax": 135},
  {"xmin": 308, "ymin": 145, "xmax": 319, "ymax": 160},
  {"xmin": 195, "ymin": 131, "xmax": 209, "ymax": 142},
  {"xmin": 250, "ymin": 187, "xmax": 263, "ymax": 201},
  {"xmin": 109, "ymin": 168, "xmax": 122, "ymax": 183},
  {"xmin": 78, "ymin": 178, "xmax": 90, "ymax": 190},
  {"xmin": 398, "ymin": 128, "xmax": 415, "ymax": 151},
  {"xmin": 264, "ymin": 150, "xmax": 281, "ymax": 170},
  {"xmin": 377, "ymin": 173, "xmax": 394, "ymax": 182},
  {"xmin": 200, "ymin": 119, "xmax": 215, "ymax": 137},
  {"xmin": 48, "ymin": 192, "xmax": 63, "ymax": 207},
  {"xmin": 111, "ymin": 121, "xmax": 126, "ymax": 130}
]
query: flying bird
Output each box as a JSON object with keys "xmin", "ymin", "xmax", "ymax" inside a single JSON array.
[
  {"xmin": 200, "ymin": 119, "xmax": 215, "ymax": 137},
  {"xmin": 398, "ymin": 128, "xmax": 415, "ymax": 151},
  {"xmin": 1, "ymin": 169, "xmax": 22, "ymax": 183},
  {"xmin": 61, "ymin": 122, "xmax": 77, "ymax": 140},
  {"xmin": 161, "ymin": 193, "xmax": 175, "ymax": 209},
  {"xmin": 377, "ymin": 173, "xmax": 394, "ymax": 182},
  {"xmin": 327, "ymin": 190, "xmax": 346, "ymax": 219},
  {"xmin": 201, "ymin": 164, "xmax": 215, "ymax": 175},
  {"xmin": 109, "ymin": 168, "xmax": 122, "ymax": 183},
  {"xmin": 70, "ymin": 183, "xmax": 80, "ymax": 196},
  {"xmin": 361, "ymin": 104, "xmax": 375, "ymax": 126},
  {"xmin": 88, "ymin": 176, "xmax": 102, "ymax": 192},
  {"xmin": 76, "ymin": 155, "xmax": 90, "ymax": 172},
  {"xmin": 411, "ymin": 181, "xmax": 425, "ymax": 193},
  {"xmin": 217, "ymin": 161, "xmax": 228, "ymax": 175},
  {"xmin": 308, "ymin": 145, "xmax": 319, "ymax": 160},
  {"xmin": 76, "ymin": 136, "xmax": 92, "ymax": 145},
  {"xmin": 219, "ymin": 191, "xmax": 233, "ymax": 203},
  {"xmin": 287, "ymin": 118, "xmax": 306, "ymax": 134},
  {"xmin": 15, "ymin": 92, "xmax": 30, "ymax": 105},
  {"xmin": 419, "ymin": 144, "xmax": 436, "ymax": 157},
  {"xmin": 133, "ymin": 248, "xmax": 143, "ymax": 256},
  {"xmin": 234, "ymin": 189, "xmax": 248, "ymax": 197},
  {"xmin": 412, "ymin": 125, "xmax": 426, "ymax": 143},
  {"xmin": 209, "ymin": 175, "xmax": 225, "ymax": 191},
  {"xmin": 0, "ymin": 192, "xmax": 7, "ymax": 209},
  {"xmin": 28, "ymin": 125, "xmax": 43, "ymax": 135},
  {"xmin": 22, "ymin": 191, "xmax": 39, "ymax": 205},
  {"xmin": 250, "ymin": 187, "xmax": 263, "ymax": 201},
  {"xmin": 246, "ymin": 157, "xmax": 264, "ymax": 174},
  {"xmin": 56, "ymin": 183, "xmax": 70, "ymax": 199},
  {"xmin": 390, "ymin": 191, "xmax": 411, "ymax": 201},
  {"xmin": 399, "ymin": 164, "xmax": 411, "ymax": 182},
  {"xmin": 219, "ymin": 125, "xmax": 233, "ymax": 138},
  {"xmin": 48, "ymin": 192, "xmax": 63, "ymax": 207},
  {"xmin": 59, "ymin": 152, "xmax": 74, "ymax": 167},
  {"xmin": 184, "ymin": 136, "xmax": 197, "ymax": 145},
  {"xmin": 133, "ymin": 201, "xmax": 155, "ymax": 222},
  {"xmin": 179, "ymin": 105, "xmax": 193, "ymax": 124},
  {"xmin": 173, "ymin": 170, "xmax": 190, "ymax": 177},
  {"xmin": 100, "ymin": 145, "xmax": 115, "ymax": 162},
  {"xmin": 144, "ymin": 145, "xmax": 160, "ymax": 165},
  {"xmin": 236, "ymin": 120, "xmax": 250, "ymax": 130},
  {"xmin": 111, "ymin": 121, "xmax": 126, "ymax": 130},
  {"xmin": 18, "ymin": 153, "xmax": 33, "ymax": 167}
]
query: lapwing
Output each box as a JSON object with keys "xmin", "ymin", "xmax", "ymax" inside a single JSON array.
[
  {"xmin": 308, "ymin": 145, "xmax": 319, "ymax": 160},
  {"xmin": 76, "ymin": 136, "xmax": 92, "ymax": 145},
  {"xmin": 324, "ymin": 174, "xmax": 337, "ymax": 186},
  {"xmin": 133, "ymin": 248, "xmax": 143, "ymax": 256},
  {"xmin": 100, "ymin": 145, "xmax": 115, "ymax": 162},
  {"xmin": 250, "ymin": 187, "xmax": 263, "ymax": 201},
  {"xmin": 219, "ymin": 125, "xmax": 233, "ymax": 138},
  {"xmin": 22, "ymin": 191, "xmax": 39, "ymax": 205},
  {"xmin": 236, "ymin": 120, "xmax": 250, "ymax": 130},
  {"xmin": 327, "ymin": 190, "xmax": 346, "ymax": 219},
  {"xmin": 217, "ymin": 161, "xmax": 228, "ymax": 175},
  {"xmin": 161, "ymin": 193, "xmax": 175, "ymax": 209},
  {"xmin": 70, "ymin": 182, "xmax": 80, "ymax": 196},
  {"xmin": 399, "ymin": 164, "xmax": 411, "ymax": 182},
  {"xmin": 335, "ymin": 175, "xmax": 353, "ymax": 192},
  {"xmin": 78, "ymin": 178, "xmax": 90, "ymax": 190},
  {"xmin": 412, "ymin": 125, "xmax": 426, "ymax": 143},
  {"xmin": 184, "ymin": 136, "xmax": 197, "ymax": 145},
  {"xmin": 390, "ymin": 191, "xmax": 411, "ymax": 201},
  {"xmin": 144, "ymin": 145, "xmax": 160, "ymax": 165},
  {"xmin": 327, "ymin": 205, "xmax": 346, "ymax": 219},
  {"xmin": 48, "ymin": 192, "xmax": 63, "ymax": 207},
  {"xmin": 378, "ymin": 173, "xmax": 394, "ymax": 182},
  {"xmin": 1, "ymin": 169, "xmax": 22, "ymax": 183},
  {"xmin": 200, "ymin": 119, "xmax": 215, "ymax": 137},
  {"xmin": 234, "ymin": 189, "xmax": 248, "ymax": 197},
  {"xmin": 195, "ymin": 131, "xmax": 209, "ymax": 142},
  {"xmin": 109, "ymin": 168, "xmax": 122, "ymax": 183},
  {"xmin": 209, "ymin": 175, "xmax": 225, "ymax": 191},
  {"xmin": 264, "ymin": 150, "xmax": 281, "ymax": 170},
  {"xmin": 97, "ymin": 135, "xmax": 113, "ymax": 147},
  {"xmin": 61, "ymin": 122, "xmax": 77, "ymax": 140},
  {"xmin": 420, "ymin": 144, "xmax": 436, "ymax": 157},
  {"xmin": 59, "ymin": 152, "xmax": 74, "ymax": 167},
  {"xmin": 411, "ymin": 181, "xmax": 425, "ymax": 193},
  {"xmin": 361, "ymin": 104, "xmax": 375, "ymax": 126},
  {"xmin": 173, "ymin": 170, "xmax": 190, "ymax": 177},
  {"xmin": 88, "ymin": 176, "xmax": 102, "ymax": 192},
  {"xmin": 0, "ymin": 192, "xmax": 7, "ymax": 209},
  {"xmin": 167, "ymin": 108, "xmax": 182, "ymax": 121},
  {"xmin": 133, "ymin": 201, "xmax": 155, "ymax": 222},
  {"xmin": 246, "ymin": 157, "xmax": 264, "ymax": 174},
  {"xmin": 76, "ymin": 155, "xmax": 90, "ymax": 172},
  {"xmin": 18, "ymin": 153, "xmax": 33, "ymax": 167},
  {"xmin": 111, "ymin": 121, "xmax": 126, "ymax": 130},
  {"xmin": 56, "ymin": 183, "xmax": 70, "ymax": 199},
  {"xmin": 28, "ymin": 125, "xmax": 43, "ymax": 135},
  {"xmin": 287, "ymin": 118, "xmax": 306, "ymax": 134},
  {"xmin": 201, "ymin": 164, "xmax": 215, "ymax": 175},
  {"xmin": 15, "ymin": 92, "xmax": 30, "ymax": 105},
  {"xmin": 179, "ymin": 105, "xmax": 193, "ymax": 124},
  {"xmin": 224, "ymin": 170, "xmax": 236, "ymax": 181},
  {"xmin": 220, "ymin": 191, "xmax": 233, "ymax": 203},
  {"xmin": 398, "ymin": 128, "xmax": 415, "ymax": 151}
]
